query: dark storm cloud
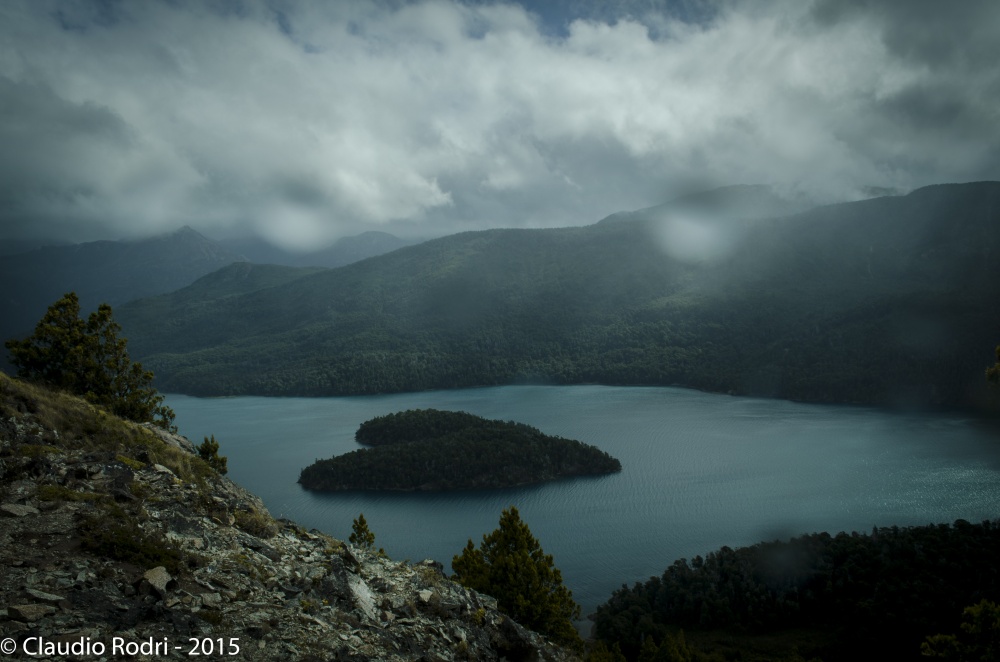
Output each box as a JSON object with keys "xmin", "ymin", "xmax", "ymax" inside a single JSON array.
[
  {"xmin": 811, "ymin": 0, "xmax": 1000, "ymax": 68},
  {"xmin": 0, "ymin": 0, "xmax": 997, "ymax": 248}
]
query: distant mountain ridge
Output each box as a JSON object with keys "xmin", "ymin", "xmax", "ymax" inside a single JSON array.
[
  {"xmin": 217, "ymin": 231, "xmax": 419, "ymax": 268},
  {"xmin": 115, "ymin": 182, "xmax": 1000, "ymax": 410},
  {"xmin": 0, "ymin": 227, "xmax": 244, "ymax": 359},
  {"xmin": 0, "ymin": 226, "xmax": 421, "ymax": 373}
]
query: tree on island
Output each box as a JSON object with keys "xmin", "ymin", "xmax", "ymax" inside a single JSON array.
[
  {"xmin": 4, "ymin": 292, "xmax": 175, "ymax": 430},
  {"xmin": 452, "ymin": 506, "xmax": 582, "ymax": 650}
]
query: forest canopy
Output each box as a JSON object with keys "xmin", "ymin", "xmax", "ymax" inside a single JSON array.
[
  {"xmin": 299, "ymin": 409, "xmax": 621, "ymax": 491},
  {"xmin": 591, "ymin": 519, "xmax": 1000, "ymax": 661}
]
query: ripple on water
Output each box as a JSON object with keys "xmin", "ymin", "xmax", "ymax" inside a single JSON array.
[{"xmin": 166, "ymin": 386, "xmax": 1000, "ymax": 621}]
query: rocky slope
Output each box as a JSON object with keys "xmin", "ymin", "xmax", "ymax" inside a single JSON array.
[{"xmin": 0, "ymin": 372, "xmax": 579, "ymax": 661}]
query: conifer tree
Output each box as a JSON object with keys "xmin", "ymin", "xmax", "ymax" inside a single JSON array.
[
  {"xmin": 350, "ymin": 513, "xmax": 375, "ymax": 550},
  {"xmin": 452, "ymin": 506, "xmax": 582, "ymax": 649},
  {"xmin": 197, "ymin": 435, "xmax": 228, "ymax": 474},
  {"xmin": 5, "ymin": 292, "xmax": 175, "ymax": 430}
]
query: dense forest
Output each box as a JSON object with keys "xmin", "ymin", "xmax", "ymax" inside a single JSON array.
[
  {"xmin": 116, "ymin": 183, "xmax": 1000, "ymax": 411},
  {"xmin": 590, "ymin": 519, "xmax": 1000, "ymax": 661},
  {"xmin": 299, "ymin": 409, "xmax": 621, "ymax": 491}
]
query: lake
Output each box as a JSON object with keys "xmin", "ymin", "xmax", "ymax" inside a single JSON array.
[{"xmin": 165, "ymin": 385, "xmax": 1000, "ymax": 629}]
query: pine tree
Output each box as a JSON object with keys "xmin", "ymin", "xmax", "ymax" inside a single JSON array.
[
  {"xmin": 452, "ymin": 506, "xmax": 582, "ymax": 649},
  {"xmin": 5, "ymin": 293, "xmax": 175, "ymax": 430},
  {"xmin": 4, "ymin": 292, "xmax": 87, "ymax": 393},
  {"xmin": 350, "ymin": 513, "xmax": 375, "ymax": 550},
  {"xmin": 197, "ymin": 435, "xmax": 228, "ymax": 475}
]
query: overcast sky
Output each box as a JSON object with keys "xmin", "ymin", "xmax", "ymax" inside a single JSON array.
[{"xmin": 2, "ymin": 0, "xmax": 998, "ymax": 249}]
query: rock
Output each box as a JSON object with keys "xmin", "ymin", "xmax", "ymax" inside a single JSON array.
[
  {"xmin": 1, "ymin": 503, "xmax": 40, "ymax": 517},
  {"xmin": 418, "ymin": 559, "xmax": 444, "ymax": 573},
  {"xmin": 201, "ymin": 592, "xmax": 222, "ymax": 608},
  {"xmin": 348, "ymin": 575, "xmax": 377, "ymax": 621},
  {"xmin": 142, "ymin": 566, "xmax": 174, "ymax": 597},
  {"xmin": 8, "ymin": 604, "xmax": 56, "ymax": 622},
  {"xmin": 25, "ymin": 588, "xmax": 66, "ymax": 604},
  {"xmin": 0, "ymin": 376, "xmax": 582, "ymax": 662},
  {"xmin": 141, "ymin": 424, "xmax": 197, "ymax": 453}
]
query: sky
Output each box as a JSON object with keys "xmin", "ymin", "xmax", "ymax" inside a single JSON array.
[{"xmin": 1, "ymin": 0, "xmax": 998, "ymax": 250}]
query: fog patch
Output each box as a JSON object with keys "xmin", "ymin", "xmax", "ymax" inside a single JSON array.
[{"xmin": 650, "ymin": 210, "xmax": 743, "ymax": 264}]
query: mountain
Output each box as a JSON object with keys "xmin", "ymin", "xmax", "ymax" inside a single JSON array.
[
  {"xmin": 596, "ymin": 183, "xmax": 814, "ymax": 225},
  {"xmin": 0, "ymin": 371, "xmax": 577, "ymax": 661},
  {"xmin": 218, "ymin": 230, "xmax": 420, "ymax": 268},
  {"xmin": 117, "ymin": 182, "xmax": 1000, "ymax": 410},
  {"xmin": 0, "ymin": 227, "xmax": 244, "ymax": 361}
]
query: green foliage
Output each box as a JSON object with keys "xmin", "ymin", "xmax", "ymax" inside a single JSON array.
[
  {"xmin": 349, "ymin": 513, "xmax": 375, "ymax": 550},
  {"xmin": 355, "ymin": 409, "xmax": 494, "ymax": 445},
  {"xmin": 300, "ymin": 409, "xmax": 620, "ymax": 492},
  {"xmin": 78, "ymin": 508, "xmax": 187, "ymax": 575},
  {"xmin": 197, "ymin": 434, "xmax": 228, "ymax": 475},
  {"xmin": 234, "ymin": 507, "xmax": 278, "ymax": 539},
  {"xmin": 452, "ymin": 506, "xmax": 582, "ymax": 649},
  {"xmin": 593, "ymin": 520, "xmax": 1000, "ymax": 661},
  {"xmin": 587, "ymin": 641, "xmax": 628, "ymax": 662},
  {"xmin": 923, "ymin": 600, "xmax": 1000, "ymax": 660},
  {"xmin": 5, "ymin": 292, "xmax": 175, "ymax": 430}
]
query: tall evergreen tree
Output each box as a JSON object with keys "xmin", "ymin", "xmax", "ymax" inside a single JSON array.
[
  {"xmin": 4, "ymin": 292, "xmax": 87, "ymax": 392},
  {"xmin": 5, "ymin": 292, "xmax": 174, "ymax": 430},
  {"xmin": 452, "ymin": 506, "xmax": 582, "ymax": 649},
  {"xmin": 349, "ymin": 513, "xmax": 375, "ymax": 550}
]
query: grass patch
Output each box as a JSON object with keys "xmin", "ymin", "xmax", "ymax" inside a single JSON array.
[
  {"xmin": 234, "ymin": 508, "xmax": 279, "ymax": 539},
  {"xmin": 77, "ymin": 506, "xmax": 189, "ymax": 575},
  {"xmin": 37, "ymin": 484, "xmax": 104, "ymax": 502},
  {"xmin": 0, "ymin": 372, "xmax": 216, "ymax": 483},
  {"xmin": 116, "ymin": 454, "xmax": 146, "ymax": 471},
  {"xmin": 16, "ymin": 444, "xmax": 61, "ymax": 457}
]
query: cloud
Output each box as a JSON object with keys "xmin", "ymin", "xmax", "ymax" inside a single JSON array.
[{"xmin": 0, "ymin": 0, "xmax": 997, "ymax": 247}]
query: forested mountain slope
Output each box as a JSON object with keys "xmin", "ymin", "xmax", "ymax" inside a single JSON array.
[
  {"xmin": 117, "ymin": 182, "xmax": 1000, "ymax": 409},
  {"xmin": 0, "ymin": 227, "xmax": 243, "ymax": 355}
]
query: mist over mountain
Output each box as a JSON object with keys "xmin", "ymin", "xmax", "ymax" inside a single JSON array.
[
  {"xmin": 216, "ymin": 231, "xmax": 421, "ymax": 268},
  {"xmin": 114, "ymin": 182, "xmax": 1000, "ymax": 410},
  {"xmin": 0, "ymin": 227, "xmax": 242, "ymax": 357}
]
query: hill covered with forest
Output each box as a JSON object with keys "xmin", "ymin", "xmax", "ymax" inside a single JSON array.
[
  {"xmin": 0, "ymin": 227, "xmax": 243, "ymax": 367},
  {"xmin": 299, "ymin": 409, "xmax": 621, "ymax": 491},
  {"xmin": 590, "ymin": 519, "xmax": 1000, "ymax": 661},
  {"xmin": 116, "ymin": 182, "xmax": 1000, "ymax": 410}
]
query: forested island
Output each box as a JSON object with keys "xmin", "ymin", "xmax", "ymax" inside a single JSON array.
[{"xmin": 298, "ymin": 409, "xmax": 621, "ymax": 491}]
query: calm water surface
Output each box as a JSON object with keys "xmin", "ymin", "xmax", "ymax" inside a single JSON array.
[{"xmin": 165, "ymin": 386, "xmax": 1000, "ymax": 625}]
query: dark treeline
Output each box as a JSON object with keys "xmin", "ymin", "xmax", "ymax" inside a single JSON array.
[
  {"xmin": 591, "ymin": 519, "xmax": 1000, "ymax": 661},
  {"xmin": 299, "ymin": 409, "xmax": 621, "ymax": 491},
  {"xmin": 355, "ymin": 409, "xmax": 497, "ymax": 445}
]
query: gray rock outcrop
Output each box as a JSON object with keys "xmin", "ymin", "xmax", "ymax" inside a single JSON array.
[{"xmin": 0, "ymin": 374, "xmax": 580, "ymax": 661}]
